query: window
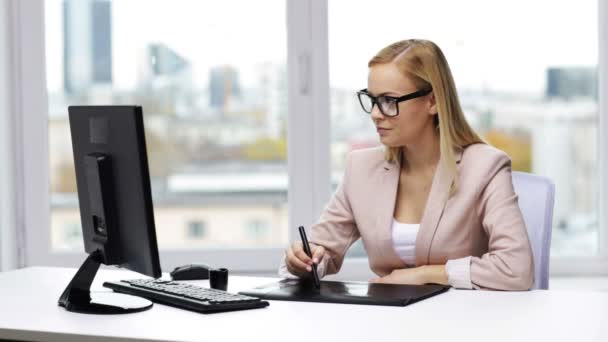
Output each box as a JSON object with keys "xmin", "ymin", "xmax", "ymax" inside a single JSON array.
[
  {"xmin": 186, "ymin": 220, "xmax": 207, "ymax": 239},
  {"xmin": 330, "ymin": 0, "xmax": 599, "ymax": 258},
  {"xmin": 246, "ymin": 219, "xmax": 270, "ymax": 241},
  {"xmin": 11, "ymin": 0, "xmax": 608, "ymax": 275},
  {"xmin": 45, "ymin": 0, "xmax": 288, "ymax": 252}
]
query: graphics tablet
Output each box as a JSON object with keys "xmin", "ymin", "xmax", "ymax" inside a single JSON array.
[{"xmin": 239, "ymin": 278, "xmax": 450, "ymax": 307}]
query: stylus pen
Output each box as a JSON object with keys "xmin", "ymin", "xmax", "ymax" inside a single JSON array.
[{"xmin": 298, "ymin": 226, "xmax": 321, "ymax": 289}]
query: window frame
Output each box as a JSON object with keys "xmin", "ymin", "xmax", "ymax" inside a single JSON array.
[
  {"xmin": 10, "ymin": 0, "xmax": 330, "ymax": 273},
  {"xmin": 5, "ymin": 0, "xmax": 50, "ymax": 271},
  {"xmin": 7, "ymin": 0, "xmax": 608, "ymax": 276},
  {"xmin": 0, "ymin": 0, "xmax": 21, "ymax": 271}
]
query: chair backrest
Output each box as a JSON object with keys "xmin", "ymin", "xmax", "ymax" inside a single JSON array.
[{"xmin": 511, "ymin": 171, "xmax": 555, "ymax": 290}]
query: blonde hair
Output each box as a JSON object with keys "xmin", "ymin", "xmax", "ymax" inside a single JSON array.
[{"xmin": 368, "ymin": 39, "xmax": 484, "ymax": 193}]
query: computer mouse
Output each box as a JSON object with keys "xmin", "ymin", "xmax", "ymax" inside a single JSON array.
[{"xmin": 170, "ymin": 264, "xmax": 211, "ymax": 280}]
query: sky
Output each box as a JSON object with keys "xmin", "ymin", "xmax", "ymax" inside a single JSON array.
[
  {"xmin": 45, "ymin": 0, "xmax": 598, "ymax": 96},
  {"xmin": 329, "ymin": 0, "xmax": 598, "ymax": 93},
  {"xmin": 46, "ymin": 0, "xmax": 287, "ymax": 91}
]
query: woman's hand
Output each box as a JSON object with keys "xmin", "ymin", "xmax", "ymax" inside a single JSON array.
[
  {"xmin": 369, "ymin": 265, "xmax": 449, "ymax": 285},
  {"xmin": 284, "ymin": 241, "xmax": 326, "ymax": 278}
]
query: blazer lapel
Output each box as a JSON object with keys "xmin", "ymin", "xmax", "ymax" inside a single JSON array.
[
  {"xmin": 371, "ymin": 148, "xmax": 464, "ymax": 271},
  {"xmin": 373, "ymin": 159, "xmax": 406, "ymax": 271},
  {"xmin": 415, "ymin": 148, "xmax": 463, "ymax": 266}
]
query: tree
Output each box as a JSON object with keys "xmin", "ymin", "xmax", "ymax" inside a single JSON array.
[
  {"xmin": 243, "ymin": 137, "xmax": 287, "ymax": 161},
  {"xmin": 484, "ymin": 129, "xmax": 532, "ymax": 172},
  {"xmin": 54, "ymin": 159, "xmax": 77, "ymax": 193}
]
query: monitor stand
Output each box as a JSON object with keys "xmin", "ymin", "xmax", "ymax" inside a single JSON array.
[{"xmin": 58, "ymin": 250, "xmax": 153, "ymax": 314}]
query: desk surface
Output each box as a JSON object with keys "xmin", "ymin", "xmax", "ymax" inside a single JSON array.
[{"xmin": 0, "ymin": 267, "xmax": 607, "ymax": 342}]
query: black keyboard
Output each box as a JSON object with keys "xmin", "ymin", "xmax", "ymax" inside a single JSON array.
[{"xmin": 103, "ymin": 279, "xmax": 269, "ymax": 314}]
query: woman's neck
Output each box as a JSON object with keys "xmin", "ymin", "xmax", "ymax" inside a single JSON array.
[{"xmin": 402, "ymin": 130, "xmax": 440, "ymax": 173}]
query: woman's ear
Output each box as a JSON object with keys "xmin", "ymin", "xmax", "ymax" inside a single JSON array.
[{"xmin": 427, "ymin": 91, "xmax": 438, "ymax": 116}]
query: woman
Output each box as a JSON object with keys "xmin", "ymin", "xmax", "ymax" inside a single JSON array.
[{"xmin": 280, "ymin": 39, "xmax": 534, "ymax": 290}]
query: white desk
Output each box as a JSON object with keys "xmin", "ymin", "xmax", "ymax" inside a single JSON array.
[{"xmin": 0, "ymin": 267, "xmax": 607, "ymax": 342}]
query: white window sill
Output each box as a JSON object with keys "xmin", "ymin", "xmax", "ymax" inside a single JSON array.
[{"xmin": 549, "ymin": 276, "xmax": 608, "ymax": 291}]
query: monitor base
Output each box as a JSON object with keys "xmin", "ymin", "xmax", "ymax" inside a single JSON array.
[
  {"xmin": 62, "ymin": 291, "xmax": 153, "ymax": 314},
  {"xmin": 58, "ymin": 250, "xmax": 153, "ymax": 314}
]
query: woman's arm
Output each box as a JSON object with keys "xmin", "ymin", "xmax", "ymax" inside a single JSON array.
[
  {"xmin": 471, "ymin": 156, "xmax": 535, "ymax": 290},
  {"xmin": 278, "ymin": 152, "xmax": 360, "ymax": 278},
  {"xmin": 369, "ymin": 264, "xmax": 449, "ymax": 285},
  {"xmin": 307, "ymin": 152, "xmax": 360, "ymax": 276}
]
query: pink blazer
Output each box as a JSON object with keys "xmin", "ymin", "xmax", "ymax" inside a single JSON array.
[{"xmin": 308, "ymin": 143, "xmax": 534, "ymax": 291}]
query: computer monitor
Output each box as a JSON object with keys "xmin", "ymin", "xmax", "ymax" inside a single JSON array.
[{"xmin": 58, "ymin": 105, "xmax": 162, "ymax": 314}]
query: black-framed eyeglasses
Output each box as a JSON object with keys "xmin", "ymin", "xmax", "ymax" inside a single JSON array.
[{"xmin": 356, "ymin": 88, "xmax": 432, "ymax": 117}]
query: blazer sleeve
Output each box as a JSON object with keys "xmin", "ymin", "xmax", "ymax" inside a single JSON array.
[
  {"xmin": 278, "ymin": 152, "xmax": 360, "ymax": 278},
  {"xmin": 308, "ymin": 152, "xmax": 360, "ymax": 277},
  {"xmin": 471, "ymin": 155, "xmax": 535, "ymax": 291}
]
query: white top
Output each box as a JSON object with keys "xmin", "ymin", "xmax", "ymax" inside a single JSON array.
[
  {"xmin": 391, "ymin": 217, "xmax": 473, "ymax": 289},
  {"xmin": 391, "ymin": 218, "xmax": 419, "ymax": 266},
  {"xmin": 1, "ymin": 267, "xmax": 607, "ymax": 342}
]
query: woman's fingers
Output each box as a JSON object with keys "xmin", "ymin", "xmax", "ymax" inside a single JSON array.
[
  {"xmin": 311, "ymin": 245, "xmax": 325, "ymax": 264},
  {"xmin": 286, "ymin": 245, "xmax": 311, "ymax": 273},
  {"xmin": 292, "ymin": 242, "xmax": 313, "ymax": 265},
  {"xmin": 285, "ymin": 242, "xmax": 327, "ymax": 277}
]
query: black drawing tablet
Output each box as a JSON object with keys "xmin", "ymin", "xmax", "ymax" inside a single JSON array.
[{"xmin": 239, "ymin": 278, "xmax": 450, "ymax": 307}]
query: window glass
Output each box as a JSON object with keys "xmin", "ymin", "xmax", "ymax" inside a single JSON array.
[
  {"xmin": 46, "ymin": 0, "xmax": 288, "ymax": 251},
  {"xmin": 330, "ymin": 0, "xmax": 598, "ymax": 258}
]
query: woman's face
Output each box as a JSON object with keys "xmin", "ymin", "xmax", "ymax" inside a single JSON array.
[{"xmin": 367, "ymin": 62, "xmax": 436, "ymax": 147}]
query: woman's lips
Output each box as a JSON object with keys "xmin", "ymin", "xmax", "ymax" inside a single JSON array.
[{"xmin": 377, "ymin": 127, "xmax": 391, "ymax": 136}]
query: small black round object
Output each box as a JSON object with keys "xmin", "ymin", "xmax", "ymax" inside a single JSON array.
[{"xmin": 209, "ymin": 268, "xmax": 229, "ymax": 291}]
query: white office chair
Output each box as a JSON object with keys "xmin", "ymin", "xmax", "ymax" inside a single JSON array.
[{"xmin": 511, "ymin": 171, "xmax": 555, "ymax": 290}]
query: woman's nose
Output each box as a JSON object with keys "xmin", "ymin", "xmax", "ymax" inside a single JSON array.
[{"xmin": 370, "ymin": 103, "xmax": 384, "ymax": 120}]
